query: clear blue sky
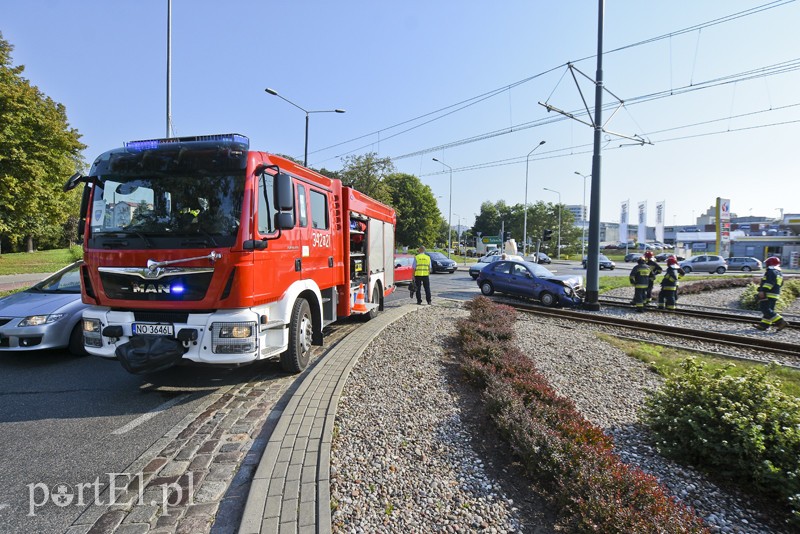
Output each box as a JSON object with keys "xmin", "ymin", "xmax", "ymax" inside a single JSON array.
[{"xmin": 3, "ymin": 1, "xmax": 799, "ymax": 230}]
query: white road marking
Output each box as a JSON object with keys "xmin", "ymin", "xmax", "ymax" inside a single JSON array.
[{"xmin": 111, "ymin": 394, "xmax": 190, "ymax": 435}]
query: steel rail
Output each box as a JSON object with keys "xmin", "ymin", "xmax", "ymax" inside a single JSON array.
[
  {"xmin": 596, "ymin": 297, "xmax": 798, "ymax": 328},
  {"xmin": 508, "ymin": 302, "xmax": 800, "ymax": 358}
]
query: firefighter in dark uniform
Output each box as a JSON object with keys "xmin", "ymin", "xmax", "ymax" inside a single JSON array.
[
  {"xmin": 412, "ymin": 246, "xmax": 432, "ymax": 305},
  {"xmin": 658, "ymin": 256, "xmax": 683, "ymax": 310},
  {"xmin": 629, "ymin": 256, "xmax": 651, "ymax": 312},
  {"xmin": 755, "ymin": 256, "xmax": 787, "ymax": 331},
  {"xmin": 643, "ymin": 250, "xmax": 662, "ymax": 306}
]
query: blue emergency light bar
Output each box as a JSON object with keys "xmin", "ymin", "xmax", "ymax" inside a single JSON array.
[{"xmin": 124, "ymin": 133, "xmax": 249, "ymax": 152}]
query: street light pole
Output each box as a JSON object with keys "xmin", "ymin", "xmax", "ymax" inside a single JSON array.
[
  {"xmin": 264, "ymin": 88, "xmax": 345, "ymax": 167},
  {"xmin": 543, "ymin": 187, "xmax": 561, "ymax": 259},
  {"xmin": 432, "ymin": 158, "xmax": 453, "ymax": 259},
  {"xmin": 574, "ymin": 171, "xmax": 591, "ymax": 259},
  {"xmin": 523, "ymin": 140, "xmax": 546, "ymax": 257}
]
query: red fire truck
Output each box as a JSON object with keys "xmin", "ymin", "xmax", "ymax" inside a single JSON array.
[{"xmin": 63, "ymin": 133, "xmax": 396, "ymax": 374}]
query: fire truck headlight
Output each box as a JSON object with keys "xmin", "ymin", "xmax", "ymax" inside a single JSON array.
[
  {"xmin": 18, "ymin": 314, "xmax": 65, "ymax": 327},
  {"xmin": 212, "ymin": 322, "xmax": 256, "ymax": 354},
  {"xmin": 219, "ymin": 324, "xmax": 253, "ymax": 338},
  {"xmin": 83, "ymin": 318, "xmax": 103, "ymax": 348}
]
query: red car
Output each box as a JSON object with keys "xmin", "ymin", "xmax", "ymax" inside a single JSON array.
[{"xmin": 394, "ymin": 255, "xmax": 415, "ymax": 284}]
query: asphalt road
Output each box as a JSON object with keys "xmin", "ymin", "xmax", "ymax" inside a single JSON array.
[{"xmin": 0, "ymin": 347, "xmax": 278, "ymax": 534}]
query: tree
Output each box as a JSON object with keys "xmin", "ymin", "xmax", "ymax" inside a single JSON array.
[
  {"xmin": 338, "ymin": 153, "xmax": 393, "ymax": 205},
  {"xmin": 383, "ymin": 173, "xmax": 440, "ymax": 248},
  {"xmin": 0, "ymin": 32, "xmax": 85, "ymax": 253}
]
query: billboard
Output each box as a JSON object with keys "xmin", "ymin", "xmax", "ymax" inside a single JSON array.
[
  {"xmin": 637, "ymin": 201, "xmax": 647, "ymax": 245},
  {"xmin": 619, "ymin": 200, "xmax": 629, "ymax": 243},
  {"xmin": 655, "ymin": 201, "xmax": 665, "ymax": 243},
  {"xmin": 716, "ymin": 197, "xmax": 731, "ymax": 257}
]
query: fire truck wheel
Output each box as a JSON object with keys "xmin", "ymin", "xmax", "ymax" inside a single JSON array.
[
  {"xmin": 282, "ymin": 298, "xmax": 312, "ymax": 373},
  {"xmin": 365, "ymin": 286, "xmax": 381, "ymax": 320}
]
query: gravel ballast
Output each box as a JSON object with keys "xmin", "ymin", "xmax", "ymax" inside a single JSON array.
[{"xmin": 330, "ymin": 293, "xmax": 795, "ymax": 533}]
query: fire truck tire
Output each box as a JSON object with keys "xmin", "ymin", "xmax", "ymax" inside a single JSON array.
[
  {"xmin": 68, "ymin": 323, "xmax": 88, "ymax": 356},
  {"xmin": 364, "ymin": 285, "xmax": 382, "ymax": 320},
  {"xmin": 281, "ymin": 298, "xmax": 312, "ymax": 373}
]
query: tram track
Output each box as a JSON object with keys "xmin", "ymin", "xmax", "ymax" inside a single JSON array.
[
  {"xmin": 596, "ymin": 295, "xmax": 799, "ymax": 328},
  {"xmin": 501, "ymin": 299, "xmax": 800, "ymax": 362}
]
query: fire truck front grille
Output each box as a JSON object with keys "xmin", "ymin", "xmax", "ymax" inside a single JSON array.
[
  {"xmin": 133, "ymin": 311, "xmax": 190, "ymax": 324},
  {"xmin": 100, "ymin": 272, "xmax": 213, "ymax": 301}
]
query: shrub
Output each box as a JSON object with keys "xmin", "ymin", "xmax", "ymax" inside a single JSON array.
[
  {"xmin": 739, "ymin": 278, "xmax": 800, "ymax": 311},
  {"xmin": 68, "ymin": 244, "xmax": 84, "ymax": 262},
  {"xmin": 457, "ymin": 296, "xmax": 708, "ymax": 532},
  {"xmin": 643, "ymin": 358, "xmax": 800, "ymax": 525}
]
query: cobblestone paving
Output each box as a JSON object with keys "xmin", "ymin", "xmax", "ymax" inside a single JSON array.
[{"xmin": 64, "ymin": 375, "xmax": 296, "ymax": 534}]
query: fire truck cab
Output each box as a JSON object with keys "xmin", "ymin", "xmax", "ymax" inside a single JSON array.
[{"xmin": 64, "ymin": 134, "xmax": 396, "ymax": 374}]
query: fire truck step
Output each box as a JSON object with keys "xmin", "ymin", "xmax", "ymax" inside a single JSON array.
[{"xmin": 261, "ymin": 320, "xmax": 284, "ymax": 330}]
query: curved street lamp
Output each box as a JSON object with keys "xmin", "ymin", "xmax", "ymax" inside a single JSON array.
[
  {"xmin": 265, "ymin": 88, "xmax": 345, "ymax": 167},
  {"xmin": 574, "ymin": 171, "xmax": 591, "ymax": 259},
  {"xmin": 523, "ymin": 140, "xmax": 546, "ymax": 256},
  {"xmin": 543, "ymin": 187, "xmax": 562, "ymax": 259},
  {"xmin": 432, "ymin": 158, "xmax": 453, "ymax": 259}
]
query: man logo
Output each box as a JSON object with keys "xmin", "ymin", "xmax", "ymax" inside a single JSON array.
[{"xmin": 132, "ymin": 282, "xmax": 171, "ymax": 294}]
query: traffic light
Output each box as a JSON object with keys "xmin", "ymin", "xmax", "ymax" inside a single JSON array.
[
  {"xmin": 503, "ymin": 231, "xmax": 511, "ymax": 242},
  {"xmin": 542, "ymin": 229, "xmax": 553, "ymax": 241}
]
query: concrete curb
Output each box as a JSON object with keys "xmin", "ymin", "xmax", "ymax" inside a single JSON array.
[{"xmin": 237, "ymin": 304, "xmax": 419, "ymax": 534}]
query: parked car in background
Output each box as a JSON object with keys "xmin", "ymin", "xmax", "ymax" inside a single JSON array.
[
  {"xmin": 679, "ymin": 255, "xmax": 727, "ymax": 274},
  {"xmin": 425, "ymin": 252, "xmax": 457, "ymax": 273},
  {"xmin": 726, "ymin": 257, "xmax": 762, "ymax": 272},
  {"xmin": 469, "ymin": 254, "xmax": 524, "ymax": 279},
  {"xmin": 476, "ymin": 260, "xmax": 584, "ymax": 307},
  {"xmin": 655, "ymin": 252, "xmax": 685, "ymax": 262},
  {"xmin": 603, "ymin": 242, "xmax": 624, "ymax": 250},
  {"xmin": 0, "ymin": 261, "xmax": 87, "ymax": 355},
  {"xmin": 526, "ymin": 252, "xmax": 552, "ymax": 264},
  {"xmin": 582, "ymin": 254, "xmax": 616, "ymax": 270},
  {"xmin": 394, "ymin": 254, "xmax": 415, "ymax": 284},
  {"xmin": 624, "ymin": 252, "xmax": 643, "ymax": 262}
]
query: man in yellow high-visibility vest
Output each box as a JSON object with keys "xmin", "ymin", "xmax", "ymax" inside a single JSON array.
[{"xmin": 412, "ymin": 246, "xmax": 432, "ymax": 305}]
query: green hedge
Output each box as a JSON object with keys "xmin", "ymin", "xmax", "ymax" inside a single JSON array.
[{"xmin": 456, "ymin": 297, "xmax": 707, "ymax": 532}]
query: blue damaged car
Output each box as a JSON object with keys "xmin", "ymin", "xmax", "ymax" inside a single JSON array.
[{"xmin": 476, "ymin": 260, "xmax": 584, "ymax": 307}]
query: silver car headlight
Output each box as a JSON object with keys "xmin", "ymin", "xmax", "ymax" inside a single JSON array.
[{"xmin": 18, "ymin": 314, "xmax": 66, "ymax": 327}]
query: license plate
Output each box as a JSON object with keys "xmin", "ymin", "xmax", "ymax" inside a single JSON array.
[{"xmin": 132, "ymin": 323, "xmax": 174, "ymax": 336}]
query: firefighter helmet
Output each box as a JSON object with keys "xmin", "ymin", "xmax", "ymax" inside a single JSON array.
[
  {"xmin": 637, "ymin": 256, "xmax": 647, "ymax": 263},
  {"xmin": 765, "ymin": 256, "xmax": 781, "ymax": 267},
  {"xmin": 666, "ymin": 256, "xmax": 678, "ymax": 266},
  {"xmin": 643, "ymin": 250, "xmax": 654, "ymax": 259}
]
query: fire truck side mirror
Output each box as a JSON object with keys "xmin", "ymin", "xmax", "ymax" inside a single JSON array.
[
  {"xmin": 275, "ymin": 173, "xmax": 293, "ymax": 211},
  {"xmin": 63, "ymin": 172, "xmax": 83, "ymax": 192},
  {"xmin": 275, "ymin": 212, "xmax": 294, "ymax": 230}
]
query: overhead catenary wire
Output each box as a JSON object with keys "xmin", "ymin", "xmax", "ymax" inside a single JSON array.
[{"xmin": 307, "ymin": 0, "xmax": 796, "ymax": 166}]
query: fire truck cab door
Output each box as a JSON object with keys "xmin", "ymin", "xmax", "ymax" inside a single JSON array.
[{"xmin": 300, "ymin": 185, "xmax": 335, "ymax": 289}]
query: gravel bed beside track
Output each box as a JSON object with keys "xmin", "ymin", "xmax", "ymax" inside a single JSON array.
[{"xmin": 330, "ymin": 292, "xmax": 796, "ymax": 533}]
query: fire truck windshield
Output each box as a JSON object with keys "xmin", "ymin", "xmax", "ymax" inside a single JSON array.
[{"xmin": 88, "ymin": 173, "xmax": 244, "ymax": 249}]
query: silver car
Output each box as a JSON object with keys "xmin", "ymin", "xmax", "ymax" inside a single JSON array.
[
  {"xmin": 0, "ymin": 261, "xmax": 87, "ymax": 355},
  {"xmin": 725, "ymin": 257, "xmax": 762, "ymax": 272},
  {"xmin": 679, "ymin": 255, "xmax": 727, "ymax": 274}
]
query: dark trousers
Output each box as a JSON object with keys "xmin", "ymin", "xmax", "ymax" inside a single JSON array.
[
  {"xmin": 646, "ymin": 280, "xmax": 655, "ymax": 303},
  {"xmin": 658, "ymin": 288, "xmax": 676, "ymax": 309},
  {"xmin": 633, "ymin": 287, "xmax": 648, "ymax": 310},
  {"xmin": 415, "ymin": 275, "xmax": 431, "ymax": 304},
  {"xmin": 759, "ymin": 297, "xmax": 780, "ymax": 323}
]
